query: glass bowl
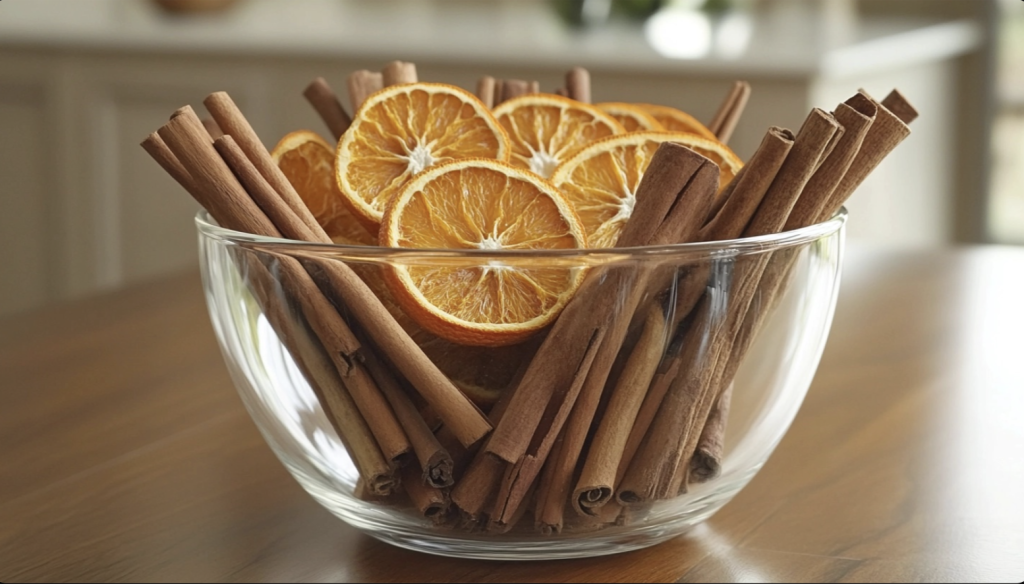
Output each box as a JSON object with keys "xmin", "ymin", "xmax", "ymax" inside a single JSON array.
[{"xmin": 196, "ymin": 208, "xmax": 847, "ymax": 561}]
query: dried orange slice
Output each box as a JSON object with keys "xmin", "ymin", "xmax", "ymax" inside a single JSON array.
[
  {"xmin": 634, "ymin": 104, "xmax": 717, "ymax": 140},
  {"xmin": 271, "ymin": 130, "xmax": 376, "ymax": 245},
  {"xmin": 380, "ymin": 158, "xmax": 587, "ymax": 346},
  {"xmin": 335, "ymin": 82, "xmax": 510, "ymax": 227},
  {"xmin": 492, "ymin": 94, "xmax": 624, "ymax": 179},
  {"xmin": 595, "ymin": 102, "xmax": 665, "ymax": 132},
  {"xmin": 551, "ymin": 131, "xmax": 743, "ymax": 248}
]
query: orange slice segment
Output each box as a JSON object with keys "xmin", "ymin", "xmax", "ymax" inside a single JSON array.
[
  {"xmin": 380, "ymin": 158, "xmax": 587, "ymax": 346},
  {"xmin": 634, "ymin": 104, "xmax": 717, "ymax": 140},
  {"xmin": 271, "ymin": 130, "xmax": 376, "ymax": 245},
  {"xmin": 551, "ymin": 131, "xmax": 743, "ymax": 248},
  {"xmin": 335, "ymin": 82, "xmax": 510, "ymax": 227},
  {"xmin": 492, "ymin": 94, "xmax": 624, "ymax": 179},
  {"xmin": 595, "ymin": 102, "xmax": 665, "ymax": 132}
]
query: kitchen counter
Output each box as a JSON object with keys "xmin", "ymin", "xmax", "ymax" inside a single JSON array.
[{"xmin": 2, "ymin": 245, "xmax": 1022, "ymax": 582}]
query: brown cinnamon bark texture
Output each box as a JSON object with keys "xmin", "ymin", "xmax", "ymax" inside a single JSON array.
[
  {"xmin": 381, "ymin": 60, "xmax": 418, "ymax": 86},
  {"xmin": 500, "ymin": 79, "xmax": 531, "ymax": 102},
  {"xmin": 165, "ymin": 98, "xmax": 492, "ymax": 449},
  {"xmin": 617, "ymin": 108, "xmax": 841, "ymax": 505},
  {"xmin": 691, "ymin": 91, "xmax": 913, "ymax": 485},
  {"xmin": 347, "ymin": 70, "xmax": 383, "ymax": 111},
  {"xmin": 303, "ymin": 77, "xmax": 352, "ymax": 140},
  {"xmin": 476, "ymin": 76, "xmax": 496, "ymax": 108},
  {"xmin": 707, "ymin": 81, "xmax": 751, "ymax": 145},
  {"xmin": 565, "ymin": 67, "xmax": 591, "ymax": 103},
  {"xmin": 142, "ymin": 124, "xmax": 397, "ymax": 495},
  {"xmin": 469, "ymin": 143, "xmax": 720, "ymax": 530}
]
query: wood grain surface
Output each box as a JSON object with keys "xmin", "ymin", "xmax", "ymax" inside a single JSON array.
[{"xmin": 1, "ymin": 246, "xmax": 1023, "ymax": 583}]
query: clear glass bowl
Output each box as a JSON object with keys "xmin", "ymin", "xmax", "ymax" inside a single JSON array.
[{"xmin": 196, "ymin": 208, "xmax": 846, "ymax": 561}]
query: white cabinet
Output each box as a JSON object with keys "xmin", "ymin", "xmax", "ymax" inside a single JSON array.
[{"xmin": 0, "ymin": 51, "xmax": 276, "ymax": 316}]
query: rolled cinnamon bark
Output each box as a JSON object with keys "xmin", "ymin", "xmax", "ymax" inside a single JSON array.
[
  {"xmin": 362, "ymin": 347, "xmax": 454, "ymax": 488},
  {"xmin": 690, "ymin": 91, "xmax": 914, "ymax": 486},
  {"xmin": 400, "ymin": 463, "xmax": 449, "ymax": 523},
  {"xmin": 347, "ymin": 70, "xmax": 383, "ymax": 111},
  {"xmin": 201, "ymin": 117, "xmax": 224, "ymax": 140},
  {"xmin": 565, "ymin": 67, "xmax": 591, "ymax": 103},
  {"xmin": 475, "ymin": 75, "xmax": 496, "ymax": 108},
  {"xmin": 141, "ymin": 128, "xmax": 397, "ymax": 495},
  {"xmin": 500, "ymin": 79, "xmax": 531, "ymax": 102},
  {"xmin": 381, "ymin": 60, "xmax": 418, "ymax": 86},
  {"xmin": 303, "ymin": 77, "xmax": 352, "ymax": 140},
  {"xmin": 204, "ymin": 92, "xmax": 327, "ymax": 240},
  {"xmin": 572, "ymin": 304, "xmax": 669, "ymax": 517},
  {"xmin": 605, "ymin": 126, "xmax": 795, "ymax": 498},
  {"xmin": 617, "ymin": 109, "xmax": 841, "ymax": 505},
  {"xmin": 483, "ymin": 143, "xmax": 720, "ymax": 530},
  {"xmin": 688, "ymin": 382, "xmax": 732, "ymax": 483},
  {"xmin": 707, "ymin": 81, "xmax": 751, "ymax": 145},
  {"xmin": 163, "ymin": 100, "xmax": 492, "ymax": 449},
  {"xmin": 216, "ymin": 134, "xmax": 414, "ymax": 464}
]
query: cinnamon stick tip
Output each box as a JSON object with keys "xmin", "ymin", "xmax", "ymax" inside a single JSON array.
[
  {"xmin": 303, "ymin": 76, "xmax": 329, "ymax": 94},
  {"xmin": 170, "ymin": 105, "xmax": 195, "ymax": 120}
]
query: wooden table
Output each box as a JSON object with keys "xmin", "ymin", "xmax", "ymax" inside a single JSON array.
[{"xmin": 2, "ymin": 246, "xmax": 1023, "ymax": 583}]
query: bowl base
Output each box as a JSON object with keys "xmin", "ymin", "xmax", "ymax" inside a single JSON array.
[{"xmin": 300, "ymin": 468, "xmax": 746, "ymax": 560}]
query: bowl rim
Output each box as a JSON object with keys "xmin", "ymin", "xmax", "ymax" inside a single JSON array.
[{"xmin": 195, "ymin": 207, "xmax": 846, "ymax": 261}]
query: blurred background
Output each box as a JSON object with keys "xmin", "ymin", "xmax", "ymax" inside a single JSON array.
[{"xmin": 0, "ymin": 0, "xmax": 1019, "ymax": 318}]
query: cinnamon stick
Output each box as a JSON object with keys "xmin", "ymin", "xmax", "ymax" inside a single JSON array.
[
  {"xmin": 481, "ymin": 143, "xmax": 720, "ymax": 528},
  {"xmin": 214, "ymin": 135, "xmax": 324, "ymax": 243},
  {"xmin": 707, "ymin": 81, "xmax": 751, "ymax": 145},
  {"xmin": 302, "ymin": 259, "xmax": 491, "ymax": 447},
  {"xmin": 700, "ymin": 127, "xmax": 795, "ymax": 240},
  {"xmin": 450, "ymin": 449, "xmax": 506, "ymax": 522},
  {"xmin": 825, "ymin": 90, "xmax": 912, "ymax": 218},
  {"xmin": 606, "ymin": 126, "xmax": 795, "ymax": 494},
  {"xmin": 486, "ymin": 143, "xmax": 719, "ymax": 466},
  {"xmin": 201, "ymin": 117, "xmax": 224, "ymax": 140},
  {"xmin": 617, "ymin": 109, "xmax": 841, "ymax": 505},
  {"xmin": 500, "ymin": 79, "xmax": 531, "ymax": 103},
  {"xmin": 881, "ymin": 88, "xmax": 919, "ymax": 125},
  {"xmin": 168, "ymin": 99, "xmax": 491, "ymax": 448},
  {"xmin": 691, "ymin": 91, "xmax": 913, "ymax": 485},
  {"xmin": 400, "ymin": 463, "xmax": 449, "ymax": 522},
  {"xmin": 204, "ymin": 92, "xmax": 327, "ymax": 240},
  {"xmin": 688, "ymin": 93, "xmax": 893, "ymax": 485},
  {"xmin": 572, "ymin": 304, "xmax": 668, "ymax": 517},
  {"xmin": 156, "ymin": 110, "xmax": 281, "ymax": 238},
  {"xmin": 381, "ymin": 60, "xmax": 418, "ymax": 86},
  {"xmin": 141, "ymin": 129, "xmax": 397, "ymax": 495},
  {"xmin": 565, "ymin": 67, "xmax": 591, "ymax": 103},
  {"xmin": 529, "ymin": 81, "xmax": 541, "ymax": 94},
  {"xmin": 303, "ymin": 77, "xmax": 352, "ymax": 140},
  {"xmin": 164, "ymin": 114, "xmax": 413, "ymax": 466},
  {"xmin": 689, "ymin": 381, "xmax": 732, "ymax": 482},
  {"xmin": 347, "ymin": 70, "xmax": 383, "ymax": 111},
  {"xmin": 362, "ymin": 346, "xmax": 454, "ymax": 488},
  {"xmin": 488, "ymin": 326, "xmax": 605, "ymax": 531},
  {"xmin": 786, "ymin": 95, "xmax": 877, "ymax": 231},
  {"xmin": 476, "ymin": 75, "xmax": 496, "ymax": 108},
  {"xmin": 261, "ymin": 273, "xmax": 398, "ymax": 496},
  {"xmin": 669, "ymin": 111, "xmax": 843, "ymax": 488}
]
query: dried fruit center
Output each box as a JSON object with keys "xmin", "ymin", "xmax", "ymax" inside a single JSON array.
[
  {"xmin": 527, "ymin": 147, "xmax": 560, "ymax": 178},
  {"xmin": 405, "ymin": 142, "xmax": 436, "ymax": 175}
]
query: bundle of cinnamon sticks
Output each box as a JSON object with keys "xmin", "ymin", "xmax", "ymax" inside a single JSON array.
[{"xmin": 143, "ymin": 61, "xmax": 917, "ymax": 535}]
